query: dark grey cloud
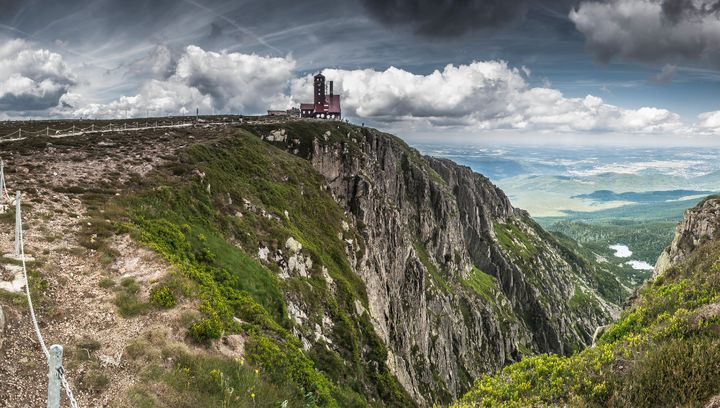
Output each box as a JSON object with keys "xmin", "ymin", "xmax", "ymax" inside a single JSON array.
[
  {"xmin": 359, "ymin": 0, "xmax": 529, "ymax": 37},
  {"xmin": 662, "ymin": 0, "xmax": 720, "ymax": 23},
  {"xmin": 0, "ymin": 89, "xmax": 67, "ymax": 111},
  {"xmin": 571, "ymin": 0, "xmax": 720, "ymax": 67}
]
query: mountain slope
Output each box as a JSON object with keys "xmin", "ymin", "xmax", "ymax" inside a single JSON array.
[
  {"xmin": 244, "ymin": 121, "xmax": 621, "ymax": 403},
  {"xmin": 454, "ymin": 196, "xmax": 720, "ymax": 408},
  {"xmin": 0, "ymin": 119, "xmax": 620, "ymax": 407}
]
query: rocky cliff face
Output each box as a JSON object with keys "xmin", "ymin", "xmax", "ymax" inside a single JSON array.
[
  {"xmin": 655, "ymin": 196, "xmax": 720, "ymax": 275},
  {"xmin": 251, "ymin": 122, "xmax": 619, "ymax": 405}
]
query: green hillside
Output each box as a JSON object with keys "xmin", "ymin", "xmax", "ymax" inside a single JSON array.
[
  {"xmin": 95, "ymin": 127, "xmax": 411, "ymax": 406},
  {"xmin": 453, "ymin": 239, "xmax": 720, "ymax": 407}
]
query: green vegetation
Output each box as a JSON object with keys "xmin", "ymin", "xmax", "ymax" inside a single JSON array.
[
  {"xmin": 462, "ymin": 267, "xmax": 496, "ymax": 302},
  {"xmin": 119, "ymin": 333, "xmax": 308, "ymax": 407},
  {"xmin": 454, "ymin": 240, "xmax": 720, "ymax": 408},
  {"xmin": 98, "ymin": 277, "xmax": 115, "ymax": 289},
  {"xmin": 414, "ymin": 241, "xmax": 451, "ymax": 294},
  {"xmin": 102, "ymin": 126, "xmax": 412, "ymax": 406},
  {"xmin": 79, "ymin": 368, "xmax": 111, "ymax": 393},
  {"xmin": 149, "ymin": 286, "xmax": 176, "ymax": 308},
  {"xmin": 545, "ymin": 220, "xmax": 674, "ymax": 265},
  {"xmin": 113, "ymin": 277, "xmax": 150, "ymax": 317},
  {"xmin": 568, "ymin": 286, "xmax": 600, "ymax": 315},
  {"xmin": 493, "ymin": 220, "xmax": 538, "ymax": 260},
  {"xmin": 550, "ymin": 232, "xmax": 628, "ymax": 305},
  {"xmin": 542, "ymin": 220, "xmax": 675, "ymax": 288}
]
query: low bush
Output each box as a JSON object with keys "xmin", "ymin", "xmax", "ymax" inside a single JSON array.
[{"xmin": 149, "ymin": 286, "xmax": 176, "ymax": 308}]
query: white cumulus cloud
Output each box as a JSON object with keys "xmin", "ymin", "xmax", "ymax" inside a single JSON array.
[
  {"xmin": 697, "ymin": 110, "xmax": 720, "ymax": 133},
  {"xmin": 73, "ymin": 45, "xmax": 295, "ymax": 118},
  {"xmin": 65, "ymin": 46, "xmax": 698, "ymax": 137},
  {"xmin": 0, "ymin": 38, "xmax": 76, "ymax": 111},
  {"xmin": 291, "ymin": 61, "xmax": 684, "ymax": 133}
]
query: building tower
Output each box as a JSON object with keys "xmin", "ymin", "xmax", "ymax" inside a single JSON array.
[{"xmin": 314, "ymin": 73, "xmax": 326, "ymax": 110}]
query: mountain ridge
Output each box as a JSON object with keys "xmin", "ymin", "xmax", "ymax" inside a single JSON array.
[{"xmin": 0, "ymin": 119, "xmax": 622, "ymax": 406}]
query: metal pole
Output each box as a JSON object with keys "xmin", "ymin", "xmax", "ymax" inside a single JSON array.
[
  {"xmin": 48, "ymin": 345, "xmax": 63, "ymax": 408},
  {"xmin": 0, "ymin": 159, "xmax": 7, "ymax": 200},
  {"xmin": 15, "ymin": 191, "xmax": 21, "ymax": 256}
]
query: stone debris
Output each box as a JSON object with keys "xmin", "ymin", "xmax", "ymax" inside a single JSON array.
[
  {"xmin": 0, "ymin": 263, "xmax": 23, "ymax": 293},
  {"xmin": 265, "ymin": 129, "xmax": 287, "ymax": 142},
  {"xmin": 257, "ymin": 245, "xmax": 270, "ymax": 262},
  {"xmin": 285, "ymin": 237, "xmax": 302, "ymax": 253},
  {"xmin": 287, "ymin": 302, "xmax": 308, "ymax": 326}
]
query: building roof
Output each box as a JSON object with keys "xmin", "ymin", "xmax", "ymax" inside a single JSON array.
[{"xmin": 300, "ymin": 103, "xmax": 314, "ymax": 110}]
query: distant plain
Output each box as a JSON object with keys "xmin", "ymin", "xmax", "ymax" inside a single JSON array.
[{"xmin": 416, "ymin": 143, "xmax": 720, "ymax": 288}]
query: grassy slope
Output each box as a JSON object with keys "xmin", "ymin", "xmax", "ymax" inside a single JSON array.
[
  {"xmin": 453, "ymin": 238, "xmax": 720, "ymax": 408},
  {"xmin": 494, "ymin": 214, "xmax": 626, "ymax": 310},
  {"xmin": 100, "ymin": 128, "xmax": 412, "ymax": 406}
]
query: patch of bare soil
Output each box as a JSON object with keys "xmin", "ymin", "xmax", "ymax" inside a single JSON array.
[{"xmin": 0, "ymin": 125, "xmax": 233, "ymax": 407}]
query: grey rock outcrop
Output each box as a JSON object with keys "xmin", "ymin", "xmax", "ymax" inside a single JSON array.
[
  {"xmin": 656, "ymin": 196, "xmax": 720, "ymax": 276},
  {"xmin": 260, "ymin": 124, "xmax": 618, "ymax": 405}
]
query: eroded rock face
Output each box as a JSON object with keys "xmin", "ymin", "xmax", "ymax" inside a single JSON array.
[
  {"xmin": 264, "ymin": 126, "xmax": 617, "ymax": 405},
  {"xmin": 656, "ymin": 196, "xmax": 720, "ymax": 275}
]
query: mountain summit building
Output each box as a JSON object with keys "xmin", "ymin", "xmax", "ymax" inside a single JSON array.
[{"xmin": 299, "ymin": 73, "xmax": 341, "ymax": 119}]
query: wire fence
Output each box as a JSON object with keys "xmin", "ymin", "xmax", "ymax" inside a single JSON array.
[
  {"xmin": 0, "ymin": 116, "xmax": 260, "ymax": 405},
  {"xmin": 0, "ymin": 119, "xmax": 245, "ymax": 143},
  {"xmin": 5, "ymin": 177, "xmax": 80, "ymax": 406}
]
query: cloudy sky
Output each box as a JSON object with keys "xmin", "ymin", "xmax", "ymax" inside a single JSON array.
[{"xmin": 1, "ymin": 0, "xmax": 720, "ymax": 143}]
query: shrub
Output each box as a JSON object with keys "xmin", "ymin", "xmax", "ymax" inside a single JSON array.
[
  {"xmin": 114, "ymin": 277, "xmax": 149, "ymax": 317},
  {"xmin": 79, "ymin": 368, "xmax": 110, "ymax": 393},
  {"xmin": 455, "ymin": 241, "xmax": 720, "ymax": 408},
  {"xmin": 150, "ymin": 286, "xmax": 176, "ymax": 308},
  {"xmin": 188, "ymin": 317, "xmax": 224, "ymax": 343},
  {"xmin": 246, "ymin": 334, "xmax": 337, "ymax": 407},
  {"xmin": 98, "ymin": 277, "xmax": 115, "ymax": 289}
]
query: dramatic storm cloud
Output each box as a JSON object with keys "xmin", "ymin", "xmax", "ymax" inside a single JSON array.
[
  {"xmin": 2, "ymin": 0, "xmax": 719, "ymax": 141},
  {"xmin": 360, "ymin": 0, "xmax": 529, "ymax": 37},
  {"xmin": 0, "ymin": 39, "xmax": 75, "ymax": 111},
  {"xmin": 571, "ymin": 0, "xmax": 720, "ymax": 66},
  {"xmin": 292, "ymin": 62, "xmax": 683, "ymax": 133}
]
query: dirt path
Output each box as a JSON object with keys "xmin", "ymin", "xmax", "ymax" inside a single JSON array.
[{"xmin": 0, "ymin": 126, "xmax": 230, "ymax": 407}]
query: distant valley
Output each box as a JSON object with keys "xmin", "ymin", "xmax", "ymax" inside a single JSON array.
[{"xmin": 415, "ymin": 144, "xmax": 720, "ymax": 289}]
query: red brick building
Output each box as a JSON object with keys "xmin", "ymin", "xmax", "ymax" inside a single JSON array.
[{"xmin": 300, "ymin": 73, "xmax": 341, "ymax": 119}]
